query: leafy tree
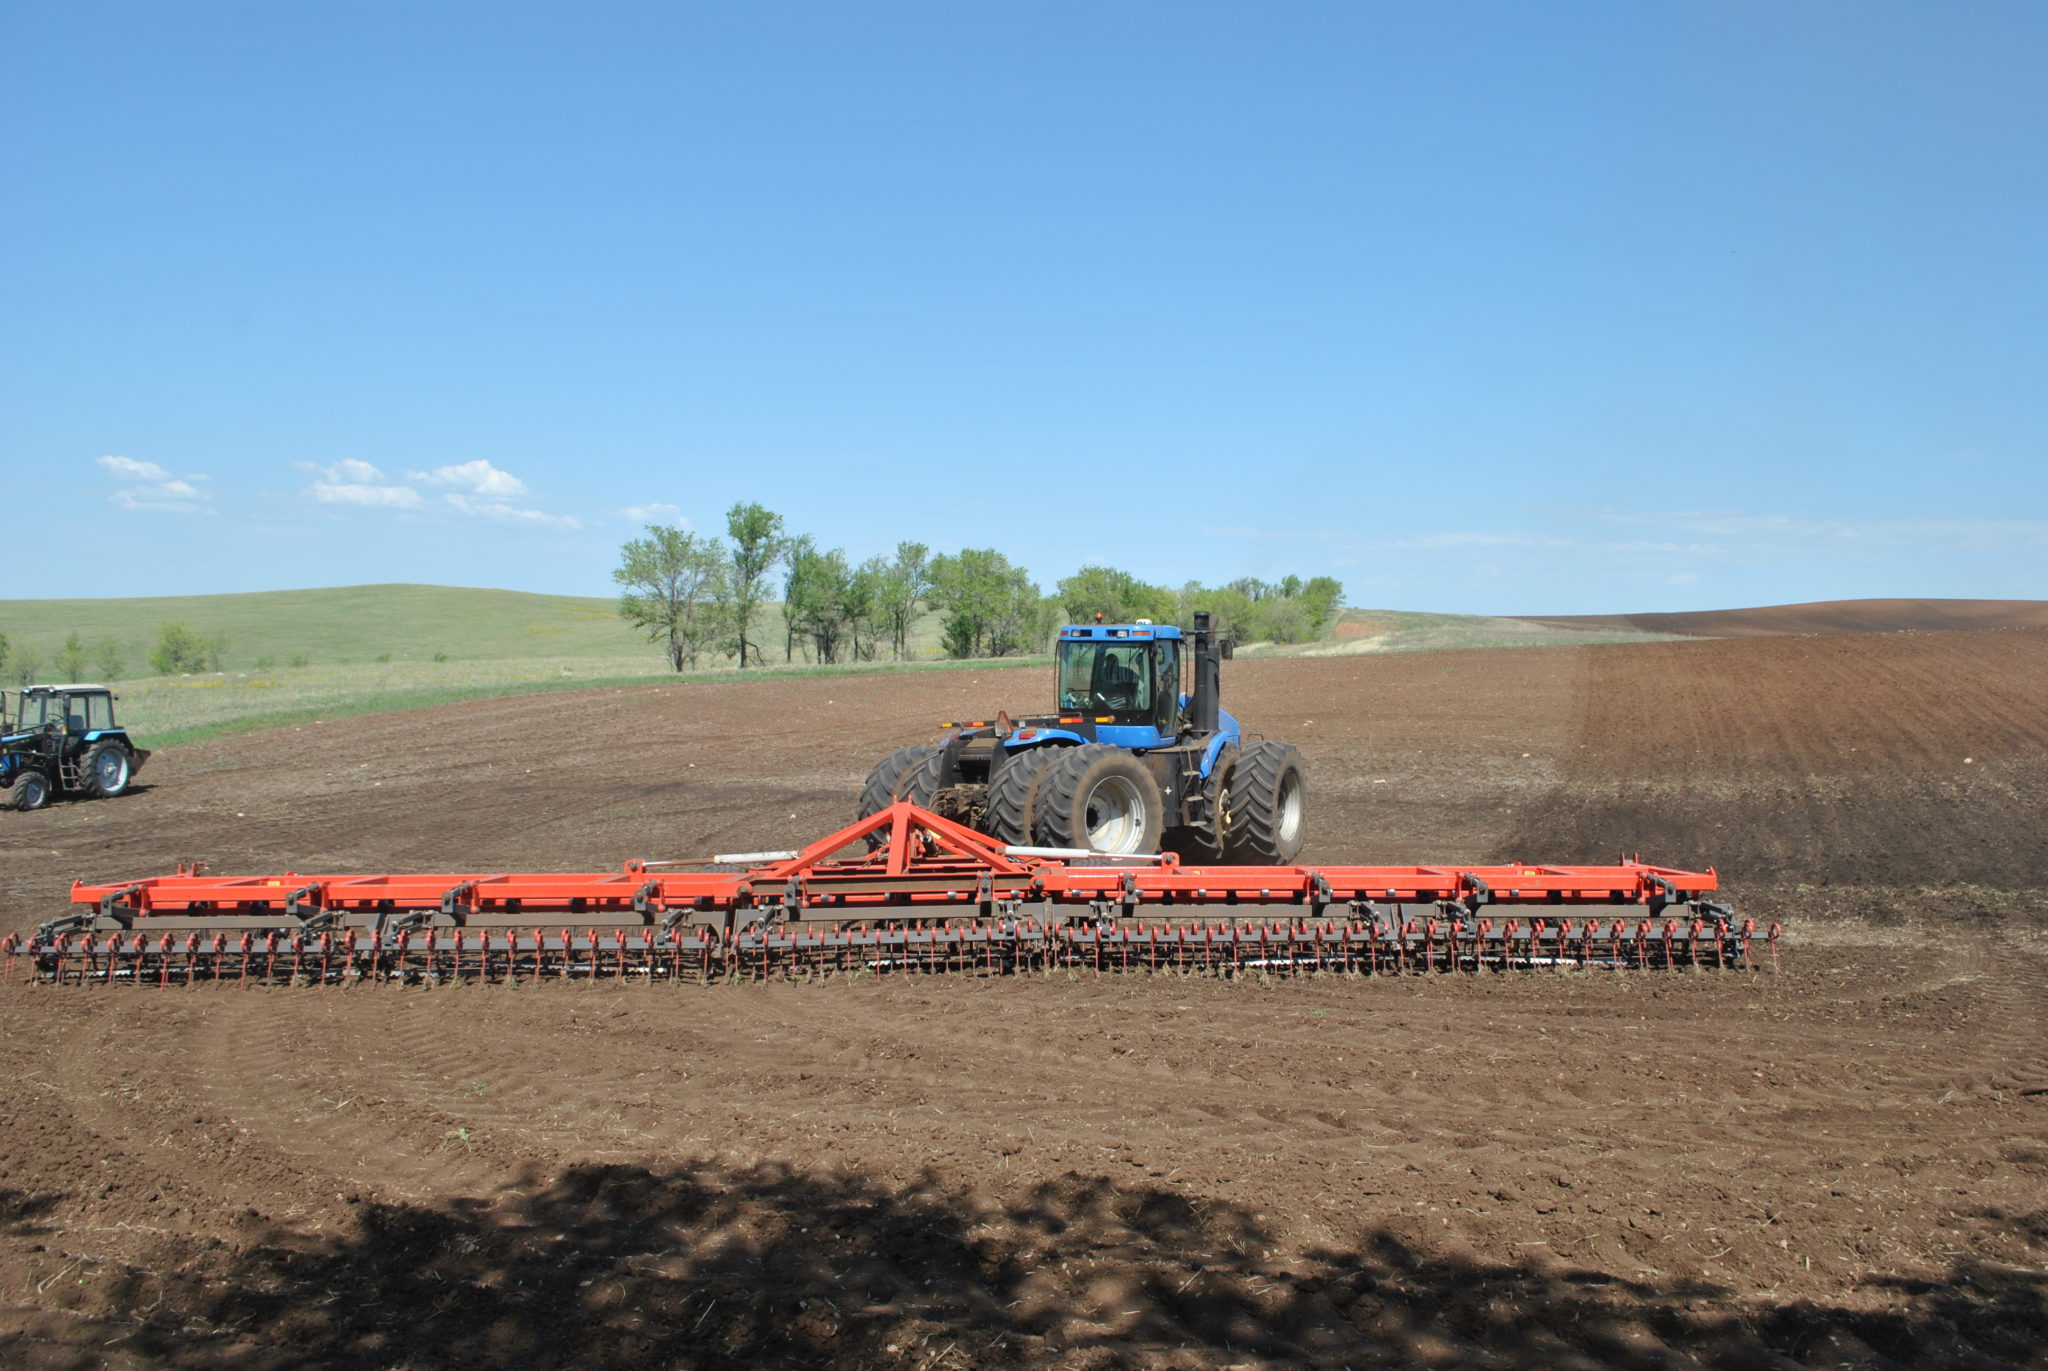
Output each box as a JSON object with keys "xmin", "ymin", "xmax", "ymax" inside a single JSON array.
[
  {"xmin": 929, "ymin": 549, "xmax": 1045, "ymax": 658},
  {"xmin": 1299, "ymin": 576, "xmax": 1343, "ymax": 631},
  {"xmin": 845, "ymin": 556, "xmax": 889, "ymax": 662},
  {"xmin": 779, "ymin": 533, "xmax": 816, "ymax": 661},
  {"xmin": 148, "ymin": 621, "xmax": 212, "ymax": 675},
  {"xmin": 784, "ymin": 544, "xmax": 855, "ymax": 664},
  {"xmin": 207, "ymin": 632, "xmax": 229, "ymax": 672},
  {"xmin": 614, "ymin": 525, "xmax": 729, "ymax": 671},
  {"xmin": 1055, "ymin": 565, "xmax": 1177, "ymax": 626},
  {"xmin": 879, "ymin": 542, "xmax": 931, "ymax": 660},
  {"xmin": 720, "ymin": 502, "xmax": 785, "ymax": 669},
  {"xmin": 92, "ymin": 637, "xmax": 125, "ymax": 681},
  {"xmin": 55, "ymin": 632, "xmax": 88, "ymax": 682},
  {"xmin": 0, "ymin": 632, "xmax": 8, "ymax": 682},
  {"xmin": 10, "ymin": 640, "xmax": 41, "ymax": 686}
]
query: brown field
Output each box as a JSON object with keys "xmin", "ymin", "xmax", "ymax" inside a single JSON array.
[
  {"xmin": 1521, "ymin": 595, "xmax": 2048, "ymax": 638},
  {"xmin": 2, "ymin": 625, "xmax": 2044, "ymax": 1369}
]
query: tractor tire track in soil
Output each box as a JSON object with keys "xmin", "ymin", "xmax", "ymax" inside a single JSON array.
[{"xmin": 1, "ymin": 626, "xmax": 2044, "ymax": 1368}]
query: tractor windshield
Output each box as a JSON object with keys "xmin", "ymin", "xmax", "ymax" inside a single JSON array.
[{"xmin": 1057, "ymin": 640, "xmax": 1179, "ymax": 733}]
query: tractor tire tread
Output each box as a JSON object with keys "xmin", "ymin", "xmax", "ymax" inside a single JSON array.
[
  {"xmin": 858, "ymin": 744, "xmax": 940, "ymax": 822},
  {"xmin": 984, "ymin": 747, "xmax": 1063, "ymax": 846}
]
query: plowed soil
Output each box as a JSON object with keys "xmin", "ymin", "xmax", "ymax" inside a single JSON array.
[
  {"xmin": 2, "ymin": 627, "xmax": 2044, "ymax": 1370},
  {"xmin": 1522, "ymin": 596, "xmax": 2048, "ymax": 638}
]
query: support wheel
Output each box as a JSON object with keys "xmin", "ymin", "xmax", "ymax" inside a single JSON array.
[
  {"xmin": 11, "ymin": 768, "xmax": 52, "ymax": 811},
  {"xmin": 1035, "ymin": 745, "xmax": 1164, "ymax": 856},
  {"xmin": 82, "ymin": 742, "xmax": 133, "ymax": 799},
  {"xmin": 1224, "ymin": 740, "xmax": 1306, "ymax": 864},
  {"xmin": 984, "ymin": 747, "xmax": 1063, "ymax": 846}
]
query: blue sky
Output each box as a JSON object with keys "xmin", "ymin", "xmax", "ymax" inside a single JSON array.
[{"xmin": 4, "ymin": 1, "xmax": 2042, "ymax": 614}]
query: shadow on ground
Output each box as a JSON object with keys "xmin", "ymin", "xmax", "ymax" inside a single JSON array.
[{"xmin": 3, "ymin": 1166, "xmax": 2043, "ymax": 1370}]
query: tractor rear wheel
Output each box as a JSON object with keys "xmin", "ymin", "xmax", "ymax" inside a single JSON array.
[
  {"xmin": 984, "ymin": 747, "xmax": 1063, "ymax": 846},
  {"xmin": 1035, "ymin": 745, "xmax": 1164, "ymax": 856},
  {"xmin": 858, "ymin": 745, "xmax": 940, "ymax": 822},
  {"xmin": 83, "ymin": 742, "xmax": 133, "ymax": 799},
  {"xmin": 898, "ymin": 748, "xmax": 955, "ymax": 810},
  {"xmin": 1225, "ymin": 741, "xmax": 1306, "ymax": 864},
  {"xmin": 857, "ymin": 744, "xmax": 942, "ymax": 847},
  {"xmin": 11, "ymin": 768, "xmax": 52, "ymax": 811}
]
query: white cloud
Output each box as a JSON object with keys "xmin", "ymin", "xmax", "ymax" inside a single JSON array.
[
  {"xmin": 98, "ymin": 455, "xmax": 172, "ymax": 482},
  {"xmin": 294, "ymin": 456, "xmax": 579, "ymax": 527},
  {"xmin": 97, "ymin": 454, "xmax": 212, "ymax": 514},
  {"xmin": 619, "ymin": 502, "xmax": 688, "ymax": 527},
  {"xmin": 441, "ymin": 493, "xmax": 581, "ymax": 528},
  {"xmin": 300, "ymin": 460, "xmax": 425, "ymax": 509},
  {"xmin": 409, "ymin": 459, "xmax": 528, "ymax": 497}
]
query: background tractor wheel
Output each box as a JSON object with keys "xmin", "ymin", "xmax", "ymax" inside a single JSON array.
[
  {"xmin": 857, "ymin": 745, "xmax": 940, "ymax": 822},
  {"xmin": 984, "ymin": 747, "xmax": 1063, "ymax": 846},
  {"xmin": 11, "ymin": 768, "xmax": 53, "ymax": 811},
  {"xmin": 83, "ymin": 742, "xmax": 134, "ymax": 799},
  {"xmin": 1225, "ymin": 740, "xmax": 1307, "ymax": 864},
  {"xmin": 898, "ymin": 748, "xmax": 953, "ymax": 810},
  {"xmin": 1035, "ymin": 745, "xmax": 1164, "ymax": 856}
]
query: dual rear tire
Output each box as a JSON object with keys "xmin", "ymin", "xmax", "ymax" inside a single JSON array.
[
  {"xmin": 856, "ymin": 738, "xmax": 1307, "ymax": 864},
  {"xmin": 1032, "ymin": 745, "xmax": 1163, "ymax": 856},
  {"xmin": 1222, "ymin": 740, "xmax": 1307, "ymax": 864}
]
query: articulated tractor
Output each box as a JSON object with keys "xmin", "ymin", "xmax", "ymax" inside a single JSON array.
[{"xmin": 857, "ymin": 611, "xmax": 1306, "ymax": 860}]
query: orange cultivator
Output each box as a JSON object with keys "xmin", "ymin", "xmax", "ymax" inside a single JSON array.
[{"xmin": 4, "ymin": 802, "xmax": 1776, "ymax": 985}]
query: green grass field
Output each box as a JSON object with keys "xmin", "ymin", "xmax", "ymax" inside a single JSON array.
[
  {"xmin": 1, "ymin": 585, "xmax": 1689, "ymax": 745},
  {"xmin": 0, "ymin": 584, "xmax": 986, "ymax": 745}
]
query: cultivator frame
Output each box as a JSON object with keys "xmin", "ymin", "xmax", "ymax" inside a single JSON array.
[{"xmin": 5, "ymin": 801, "xmax": 1776, "ymax": 985}]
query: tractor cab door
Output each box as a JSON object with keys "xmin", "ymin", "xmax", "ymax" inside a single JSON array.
[{"xmin": 75, "ymin": 692, "xmax": 114, "ymax": 735}]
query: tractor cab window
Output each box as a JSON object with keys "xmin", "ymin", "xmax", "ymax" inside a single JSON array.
[
  {"xmin": 1059, "ymin": 642, "xmax": 1153, "ymax": 716},
  {"xmin": 20, "ymin": 693, "xmax": 54, "ymax": 728},
  {"xmin": 1057, "ymin": 640, "xmax": 1178, "ymax": 733},
  {"xmin": 81, "ymin": 694, "xmax": 113, "ymax": 731}
]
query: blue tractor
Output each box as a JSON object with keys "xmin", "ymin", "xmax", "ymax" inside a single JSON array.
[
  {"xmin": 857, "ymin": 611, "xmax": 1305, "ymax": 860},
  {"xmin": 1, "ymin": 684, "xmax": 150, "ymax": 811}
]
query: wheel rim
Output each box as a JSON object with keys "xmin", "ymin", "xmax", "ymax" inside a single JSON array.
[
  {"xmin": 1082, "ymin": 774, "xmax": 1147, "ymax": 853},
  {"xmin": 1275, "ymin": 768, "xmax": 1303, "ymax": 846},
  {"xmin": 96, "ymin": 751, "xmax": 128, "ymax": 790}
]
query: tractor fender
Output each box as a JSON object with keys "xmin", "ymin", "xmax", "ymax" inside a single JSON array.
[
  {"xmin": 1001, "ymin": 729, "xmax": 1089, "ymax": 751},
  {"xmin": 1199, "ymin": 710, "xmax": 1243, "ymax": 779}
]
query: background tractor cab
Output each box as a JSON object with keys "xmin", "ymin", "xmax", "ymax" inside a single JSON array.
[
  {"xmin": 856, "ymin": 611, "xmax": 1304, "ymax": 861},
  {"xmin": 2, "ymin": 685, "xmax": 150, "ymax": 811}
]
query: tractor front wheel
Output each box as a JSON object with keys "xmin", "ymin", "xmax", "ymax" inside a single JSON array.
[
  {"xmin": 1225, "ymin": 741, "xmax": 1307, "ymax": 864},
  {"xmin": 1035, "ymin": 745, "xmax": 1164, "ymax": 856},
  {"xmin": 83, "ymin": 742, "xmax": 134, "ymax": 799},
  {"xmin": 11, "ymin": 768, "xmax": 53, "ymax": 811}
]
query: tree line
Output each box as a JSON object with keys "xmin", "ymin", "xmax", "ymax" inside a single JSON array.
[
  {"xmin": 614, "ymin": 504, "xmax": 1343, "ymax": 671},
  {"xmin": 0, "ymin": 622, "xmax": 236, "ymax": 687}
]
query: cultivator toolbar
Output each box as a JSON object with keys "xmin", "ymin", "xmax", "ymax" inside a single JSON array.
[{"xmin": 5, "ymin": 801, "xmax": 1776, "ymax": 986}]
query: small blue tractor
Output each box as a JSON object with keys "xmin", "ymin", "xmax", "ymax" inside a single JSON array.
[
  {"xmin": 858, "ymin": 611, "xmax": 1305, "ymax": 860},
  {"xmin": 2, "ymin": 684, "xmax": 150, "ymax": 811}
]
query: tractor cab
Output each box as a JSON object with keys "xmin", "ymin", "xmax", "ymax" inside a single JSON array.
[
  {"xmin": 12, "ymin": 685, "xmax": 121, "ymax": 736},
  {"xmin": 1055, "ymin": 623, "xmax": 1182, "ymax": 747}
]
